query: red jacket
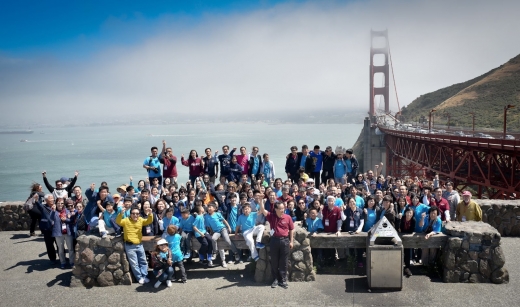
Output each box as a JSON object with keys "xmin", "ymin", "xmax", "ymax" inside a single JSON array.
[{"xmin": 181, "ymin": 157, "xmax": 203, "ymax": 177}]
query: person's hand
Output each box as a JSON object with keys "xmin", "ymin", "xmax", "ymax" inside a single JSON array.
[
  {"xmin": 375, "ymin": 165, "xmax": 379, "ymax": 169},
  {"xmin": 61, "ymin": 215, "xmax": 66, "ymax": 221},
  {"xmin": 145, "ymin": 178, "xmax": 149, "ymax": 184},
  {"xmin": 145, "ymin": 208, "xmax": 152, "ymax": 216},
  {"xmin": 235, "ymin": 233, "xmax": 242, "ymax": 238},
  {"xmin": 70, "ymin": 211, "xmax": 75, "ymax": 216},
  {"xmin": 42, "ymin": 171, "xmax": 46, "ymax": 177},
  {"xmin": 215, "ymin": 150, "xmax": 219, "ymax": 154},
  {"xmin": 121, "ymin": 207, "xmax": 126, "ymax": 214},
  {"xmin": 425, "ymin": 233, "xmax": 432, "ymax": 240},
  {"xmin": 363, "ymin": 208, "xmax": 367, "ymax": 214},
  {"xmin": 74, "ymin": 170, "xmax": 79, "ymax": 177},
  {"xmin": 335, "ymin": 231, "xmax": 341, "ymax": 236},
  {"xmin": 446, "ymin": 219, "xmax": 450, "ymax": 223},
  {"xmin": 304, "ymin": 213, "xmax": 307, "ymax": 219},
  {"xmin": 33, "ymin": 193, "xmax": 39, "ymax": 201},
  {"xmin": 181, "ymin": 154, "xmax": 185, "ymax": 159},
  {"xmin": 162, "ymin": 140, "xmax": 166, "ymax": 145},
  {"xmin": 380, "ymin": 162, "xmax": 383, "ymax": 166},
  {"xmin": 129, "ymin": 176, "xmax": 133, "ymax": 181},
  {"xmin": 421, "ymin": 212, "xmax": 426, "ymax": 219},
  {"xmin": 232, "ymin": 147, "xmax": 237, "ymax": 151},
  {"xmin": 167, "ymin": 259, "xmax": 172, "ymax": 266},
  {"xmin": 398, "ymin": 213, "xmax": 402, "ymax": 219},
  {"xmin": 289, "ymin": 241, "xmax": 294, "ymax": 249}
]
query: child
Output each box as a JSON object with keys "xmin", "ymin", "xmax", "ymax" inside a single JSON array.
[
  {"xmin": 161, "ymin": 208, "xmax": 180, "ymax": 238},
  {"xmin": 235, "ymin": 203, "xmax": 265, "ymax": 261},
  {"xmin": 152, "ymin": 239, "xmax": 174, "ymax": 288},
  {"xmin": 298, "ymin": 167, "xmax": 309, "ymax": 183},
  {"xmin": 192, "ymin": 205, "xmax": 214, "ymax": 266},
  {"xmin": 98, "ymin": 201, "xmax": 122, "ymax": 238},
  {"xmin": 302, "ymin": 207, "xmax": 324, "ymax": 263},
  {"xmin": 228, "ymin": 156, "xmax": 244, "ymax": 183},
  {"xmin": 179, "ymin": 208, "xmax": 195, "ymax": 259},
  {"xmin": 163, "ymin": 225, "xmax": 187, "ymax": 284},
  {"xmin": 204, "ymin": 202, "xmax": 240, "ymax": 267},
  {"xmin": 284, "ymin": 200, "xmax": 296, "ymax": 222}
]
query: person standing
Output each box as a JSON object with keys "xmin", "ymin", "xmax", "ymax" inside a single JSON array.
[
  {"xmin": 143, "ymin": 146, "xmax": 162, "ymax": 185},
  {"xmin": 203, "ymin": 148, "xmax": 219, "ymax": 183},
  {"xmin": 442, "ymin": 181, "xmax": 460, "ymax": 221},
  {"xmin": 456, "ymin": 191, "xmax": 482, "ymax": 222},
  {"xmin": 309, "ymin": 145, "xmax": 324, "ymax": 187},
  {"xmin": 116, "ymin": 206, "xmax": 154, "ymax": 284},
  {"xmin": 34, "ymin": 194, "xmax": 58, "ymax": 263},
  {"xmin": 248, "ymin": 146, "xmax": 263, "ymax": 181},
  {"xmin": 321, "ymin": 146, "xmax": 336, "ymax": 185},
  {"xmin": 259, "ymin": 199, "xmax": 294, "ymax": 289},
  {"xmin": 285, "ymin": 146, "xmax": 299, "ymax": 182},
  {"xmin": 25, "ymin": 183, "xmax": 44, "ymax": 236},
  {"xmin": 42, "ymin": 171, "xmax": 78, "ymax": 199},
  {"xmin": 159, "ymin": 140, "xmax": 178, "ymax": 187}
]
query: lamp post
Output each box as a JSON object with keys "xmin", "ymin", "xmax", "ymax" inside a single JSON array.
[
  {"xmin": 443, "ymin": 112, "xmax": 451, "ymax": 130},
  {"xmin": 429, "ymin": 109, "xmax": 436, "ymax": 133},
  {"xmin": 469, "ymin": 112, "xmax": 476, "ymax": 133},
  {"xmin": 504, "ymin": 104, "xmax": 515, "ymax": 138}
]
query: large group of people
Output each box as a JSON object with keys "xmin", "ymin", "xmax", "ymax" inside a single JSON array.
[{"xmin": 24, "ymin": 141, "xmax": 482, "ymax": 288}]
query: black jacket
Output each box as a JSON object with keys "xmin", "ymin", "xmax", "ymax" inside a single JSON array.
[
  {"xmin": 248, "ymin": 154, "xmax": 263, "ymax": 177},
  {"xmin": 297, "ymin": 153, "xmax": 316, "ymax": 174}
]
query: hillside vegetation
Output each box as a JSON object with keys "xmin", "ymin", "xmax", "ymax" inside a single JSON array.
[{"xmin": 401, "ymin": 54, "xmax": 520, "ymax": 131}]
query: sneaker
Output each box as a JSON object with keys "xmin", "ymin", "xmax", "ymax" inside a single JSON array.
[
  {"xmin": 60, "ymin": 264, "xmax": 65, "ymax": 269},
  {"xmin": 404, "ymin": 268, "xmax": 412, "ymax": 277},
  {"xmin": 143, "ymin": 277, "xmax": 150, "ymax": 283},
  {"xmin": 253, "ymin": 256, "xmax": 259, "ymax": 262},
  {"xmin": 154, "ymin": 280, "xmax": 162, "ymax": 289},
  {"xmin": 238, "ymin": 259, "xmax": 243, "ymax": 264},
  {"xmin": 166, "ymin": 280, "xmax": 172, "ymax": 287},
  {"xmin": 182, "ymin": 280, "xmax": 187, "ymax": 284},
  {"xmin": 278, "ymin": 281, "xmax": 289, "ymax": 289},
  {"xmin": 271, "ymin": 279, "xmax": 278, "ymax": 288},
  {"xmin": 138, "ymin": 278, "xmax": 145, "ymax": 285},
  {"xmin": 222, "ymin": 262, "xmax": 227, "ymax": 268},
  {"xmin": 255, "ymin": 242, "xmax": 265, "ymax": 249},
  {"xmin": 357, "ymin": 262, "xmax": 363, "ymax": 268},
  {"xmin": 101, "ymin": 232, "xmax": 107, "ymax": 239},
  {"xmin": 184, "ymin": 252, "xmax": 191, "ymax": 259},
  {"xmin": 115, "ymin": 232, "xmax": 122, "ymax": 238},
  {"xmin": 208, "ymin": 260, "xmax": 214, "ymax": 267},
  {"xmin": 227, "ymin": 260, "xmax": 234, "ymax": 264}
]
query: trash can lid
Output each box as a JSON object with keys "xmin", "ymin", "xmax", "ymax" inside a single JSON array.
[{"xmin": 368, "ymin": 216, "xmax": 402, "ymax": 246}]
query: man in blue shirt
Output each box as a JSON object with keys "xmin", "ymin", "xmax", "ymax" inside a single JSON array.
[
  {"xmin": 350, "ymin": 186, "xmax": 365, "ymax": 209},
  {"xmin": 235, "ymin": 203, "xmax": 265, "ymax": 261},
  {"xmin": 309, "ymin": 145, "xmax": 324, "ymax": 187},
  {"xmin": 143, "ymin": 146, "xmax": 162, "ymax": 185}
]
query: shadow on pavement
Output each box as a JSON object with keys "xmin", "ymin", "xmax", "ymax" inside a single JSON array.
[
  {"xmin": 47, "ymin": 271, "xmax": 72, "ymax": 288},
  {"xmin": 4, "ymin": 258, "xmax": 57, "ymax": 273},
  {"xmin": 10, "ymin": 233, "xmax": 37, "ymax": 240}
]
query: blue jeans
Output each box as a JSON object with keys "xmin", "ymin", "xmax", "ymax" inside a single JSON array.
[
  {"xmin": 125, "ymin": 243, "xmax": 148, "ymax": 281},
  {"xmin": 155, "ymin": 266, "xmax": 174, "ymax": 282}
]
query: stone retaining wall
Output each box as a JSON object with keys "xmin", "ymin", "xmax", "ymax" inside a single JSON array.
[
  {"xmin": 442, "ymin": 221, "xmax": 508, "ymax": 284},
  {"xmin": 0, "ymin": 201, "xmax": 35, "ymax": 231},
  {"xmin": 70, "ymin": 235, "xmax": 132, "ymax": 287},
  {"xmin": 480, "ymin": 200, "xmax": 520, "ymax": 236}
]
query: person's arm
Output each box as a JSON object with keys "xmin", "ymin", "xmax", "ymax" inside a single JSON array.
[
  {"xmin": 222, "ymin": 217, "xmax": 232, "ymax": 233},
  {"xmin": 259, "ymin": 199, "xmax": 268, "ymax": 217},
  {"xmin": 181, "ymin": 155, "xmax": 189, "ymax": 167},
  {"xmin": 336, "ymin": 216, "xmax": 342, "ymax": 236},
  {"xmin": 67, "ymin": 171, "xmax": 78, "ymax": 193},
  {"xmin": 445, "ymin": 206, "xmax": 451, "ymax": 222},
  {"xmin": 97, "ymin": 200, "xmax": 105, "ymax": 212},
  {"xmin": 192, "ymin": 222, "xmax": 205, "ymax": 237},
  {"xmin": 355, "ymin": 219, "xmax": 364, "ymax": 234},
  {"xmin": 116, "ymin": 208, "xmax": 126, "ymax": 227},
  {"xmin": 289, "ymin": 228, "xmax": 294, "ymax": 249},
  {"xmin": 475, "ymin": 202, "xmax": 483, "ymax": 222},
  {"xmin": 42, "ymin": 175, "xmax": 54, "ymax": 192},
  {"xmin": 142, "ymin": 208, "xmax": 154, "ymax": 226}
]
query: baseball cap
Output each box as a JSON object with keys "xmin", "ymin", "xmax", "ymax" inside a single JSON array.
[
  {"xmin": 462, "ymin": 191, "xmax": 472, "ymax": 196},
  {"xmin": 157, "ymin": 239, "xmax": 168, "ymax": 246}
]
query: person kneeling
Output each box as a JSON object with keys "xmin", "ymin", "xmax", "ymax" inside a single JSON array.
[{"xmin": 152, "ymin": 239, "xmax": 175, "ymax": 288}]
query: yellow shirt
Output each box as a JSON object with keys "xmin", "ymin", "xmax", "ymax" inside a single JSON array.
[
  {"xmin": 116, "ymin": 213, "xmax": 153, "ymax": 244},
  {"xmin": 300, "ymin": 173, "xmax": 309, "ymax": 182},
  {"xmin": 456, "ymin": 200, "xmax": 482, "ymax": 222}
]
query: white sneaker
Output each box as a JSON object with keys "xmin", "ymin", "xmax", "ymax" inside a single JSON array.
[
  {"xmin": 166, "ymin": 280, "xmax": 172, "ymax": 287},
  {"xmin": 222, "ymin": 262, "xmax": 227, "ymax": 268},
  {"xmin": 208, "ymin": 260, "xmax": 214, "ymax": 267},
  {"xmin": 154, "ymin": 280, "xmax": 162, "ymax": 289},
  {"xmin": 143, "ymin": 277, "xmax": 150, "ymax": 283},
  {"xmin": 138, "ymin": 278, "xmax": 145, "ymax": 285},
  {"xmin": 227, "ymin": 260, "xmax": 234, "ymax": 264}
]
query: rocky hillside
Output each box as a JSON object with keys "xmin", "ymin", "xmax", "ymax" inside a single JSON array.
[{"xmin": 401, "ymin": 54, "xmax": 520, "ymax": 130}]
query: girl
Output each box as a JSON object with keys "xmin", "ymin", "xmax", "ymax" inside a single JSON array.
[
  {"xmin": 341, "ymin": 197, "xmax": 364, "ymax": 267},
  {"xmin": 420, "ymin": 206, "xmax": 442, "ymax": 265},
  {"xmin": 395, "ymin": 197, "xmax": 408, "ymax": 231},
  {"xmin": 25, "ymin": 183, "xmax": 44, "ymax": 236},
  {"xmin": 362, "ymin": 196, "xmax": 380, "ymax": 232},
  {"xmin": 52, "ymin": 198, "xmax": 75, "ymax": 269},
  {"xmin": 333, "ymin": 153, "xmax": 347, "ymax": 184},
  {"xmin": 141, "ymin": 201, "xmax": 159, "ymax": 236},
  {"xmin": 181, "ymin": 150, "xmax": 204, "ymax": 186},
  {"xmin": 399, "ymin": 208, "xmax": 416, "ymax": 277},
  {"xmin": 161, "ymin": 208, "xmax": 179, "ymax": 238},
  {"xmin": 164, "ymin": 225, "xmax": 187, "ymax": 283},
  {"xmin": 152, "ymin": 238, "xmax": 174, "ymax": 288}
]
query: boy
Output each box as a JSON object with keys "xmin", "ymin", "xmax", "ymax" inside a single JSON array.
[
  {"xmin": 235, "ymin": 203, "xmax": 265, "ymax": 261},
  {"xmin": 163, "ymin": 225, "xmax": 187, "ymax": 284},
  {"xmin": 98, "ymin": 201, "xmax": 122, "ymax": 238},
  {"xmin": 204, "ymin": 202, "xmax": 240, "ymax": 267},
  {"xmin": 179, "ymin": 209, "xmax": 195, "ymax": 259},
  {"xmin": 161, "ymin": 208, "xmax": 180, "ymax": 238}
]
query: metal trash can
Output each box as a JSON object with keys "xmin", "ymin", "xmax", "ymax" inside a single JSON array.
[{"xmin": 366, "ymin": 216, "xmax": 403, "ymax": 290}]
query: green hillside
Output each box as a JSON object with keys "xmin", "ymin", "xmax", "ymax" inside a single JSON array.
[{"xmin": 400, "ymin": 54, "xmax": 520, "ymax": 131}]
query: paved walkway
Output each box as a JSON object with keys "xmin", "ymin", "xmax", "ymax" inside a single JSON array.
[{"xmin": 0, "ymin": 231, "xmax": 518, "ymax": 306}]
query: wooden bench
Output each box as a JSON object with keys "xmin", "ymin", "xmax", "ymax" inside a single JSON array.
[{"xmin": 309, "ymin": 232, "xmax": 448, "ymax": 249}]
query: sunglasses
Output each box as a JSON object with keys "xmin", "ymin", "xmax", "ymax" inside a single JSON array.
[{"xmin": 131, "ymin": 212, "xmax": 139, "ymax": 215}]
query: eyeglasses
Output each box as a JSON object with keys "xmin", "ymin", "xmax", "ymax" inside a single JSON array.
[{"xmin": 131, "ymin": 212, "xmax": 140, "ymax": 215}]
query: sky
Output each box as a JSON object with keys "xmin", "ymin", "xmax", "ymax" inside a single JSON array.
[{"xmin": 1, "ymin": 0, "xmax": 519, "ymax": 125}]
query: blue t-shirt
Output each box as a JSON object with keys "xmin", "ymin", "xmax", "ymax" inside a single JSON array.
[
  {"xmin": 422, "ymin": 216, "xmax": 442, "ymax": 233},
  {"xmin": 309, "ymin": 151, "xmax": 323, "ymax": 172},
  {"xmin": 334, "ymin": 198, "xmax": 344, "ymax": 207},
  {"xmin": 237, "ymin": 212, "xmax": 257, "ymax": 232},
  {"xmin": 305, "ymin": 217, "xmax": 324, "ymax": 233},
  {"xmin": 345, "ymin": 159, "xmax": 352, "ymax": 173},
  {"xmin": 227, "ymin": 206, "xmax": 239, "ymax": 234},
  {"xmin": 334, "ymin": 160, "xmax": 346, "ymax": 178},
  {"xmin": 204, "ymin": 212, "xmax": 226, "ymax": 232},
  {"xmin": 193, "ymin": 214, "xmax": 206, "ymax": 237},
  {"xmin": 407, "ymin": 203, "xmax": 431, "ymax": 232},
  {"xmin": 179, "ymin": 215, "xmax": 195, "ymax": 232},
  {"xmin": 300, "ymin": 155, "xmax": 307, "ymax": 168},
  {"xmin": 102, "ymin": 207, "xmax": 121, "ymax": 228},
  {"xmin": 165, "ymin": 233, "xmax": 183, "ymax": 262},
  {"xmin": 163, "ymin": 215, "xmax": 180, "ymax": 230},
  {"xmin": 252, "ymin": 156, "xmax": 260, "ymax": 176},
  {"xmin": 143, "ymin": 156, "xmax": 161, "ymax": 178},
  {"xmin": 355, "ymin": 195, "xmax": 365, "ymax": 209},
  {"xmin": 273, "ymin": 189, "xmax": 282, "ymax": 198},
  {"xmin": 363, "ymin": 208, "xmax": 378, "ymax": 232}
]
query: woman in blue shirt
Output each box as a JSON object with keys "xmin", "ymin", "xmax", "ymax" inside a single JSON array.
[
  {"xmin": 341, "ymin": 197, "xmax": 365, "ymax": 268},
  {"xmin": 419, "ymin": 205, "xmax": 442, "ymax": 266},
  {"xmin": 362, "ymin": 196, "xmax": 380, "ymax": 232}
]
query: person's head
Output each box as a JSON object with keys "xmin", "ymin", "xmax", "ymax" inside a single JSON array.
[
  {"xmin": 231, "ymin": 155, "xmax": 237, "ymax": 164},
  {"xmin": 410, "ymin": 192, "xmax": 419, "ymax": 205},
  {"xmin": 113, "ymin": 193, "xmax": 121, "ymax": 203},
  {"xmin": 151, "ymin": 146, "xmax": 158, "ymax": 157},
  {"xmin": 44, "ymin": 194, "xmax": 54, "ymax": 206},
  {"xmin": 345, "ymin": 197, "xmax": 356, "ymax": 210},
  {"xmin": 462, "ymin": 191, "xmax": 472, "ymax": 202},
  {"xmin": 290, "ymin": 146, "xmax": 298, "ymax": 155},
  {"xmin": 253, "ymin": 189, "xmax": 262, "ymax": 201},
  {"xmin": 151, "ymin": 177, "xmax": 160, "ymax": 186},
  {"xmin": 228, "ymin": 193, "xmax": 237, "ymax": 205},
  {"xmin": 222, "ymin": 145, "xmax": 229, "ymax": 154},
  {"xmin": 399, "ymin": 185, "xmax": 408, "ymax": 196},
  {"xmin": 282, "ymin": 185, "xmax": 290, "ymax": 195},
  {"xmin": 312, "ymin": 199, "xmax": 321, "ymax": 210},
  {"xmin": 429, "ymin": 206, "xmax": 439, "ymax": 220},
  {"xmin": 240, "ymin": 146, "xmax": 247, "ymax": 155},
  {"xmin": 423, "ymin": 186, "xmax": 432, "ymax": 195},
  {"xmin": 365, "ymin": 195, "xmax": 375, "ymax": 208},
  {"xmin": 238, "ymin": 202, "xmax": 250, "ymax": 215},
  {"xmin": 268, "ymin": 191, "xmax": 277, "ymax": 203},
  {"xmin": 207, "ymin": 202, "xmax": 217, "ymax": 214},
  {"xmin": 156, "ymin": 238, "xmax": 169, "ymax": 252},
  {"xmin": 274, "ymin": 178, "xmax": 282, "ymax": 188},
  {"xmin": 350, "ymin": 185, "xmax": 358, "ymax": 196},
  {"xmin": 138, "ymin": 180, "xmax": 145, "ymax": 189},
  {"xmin": 141, "ymin": 188, "xmax": 150, "ymax": 200},
  {"xmin": 165, "ymin": 147, "xmax": 173, "ymax": 156},
  {"xmin": 251, "ymin": 146, "xmax": 259, "ymax": 155},
  {"xmin": 73, "ymin": 186, "xmax": 82, "ymax": 197},
  {"xmin": 205, "ymin": 147, "xmax": 212, "ymax": 157},
  {"xmin": 30, "ymin": 182, "xmax": 42, "ymax": 192},
  {"xmin": 99, "ymin": 186, "xmax": 109, "ymax": 199},
  {"xmin": 301, "ymin": 145, "xmax": 308, "ymax": 155},
  {"xmin": 203, "ymin": 174, "xmax": 210, "ymax": 182},
  {"xmin": 382, "ymin": 195, "xmax": 393, "ymax": 209},
  {"xmin": 239, "ymin": 192, "xmax": 247, "ymax": 204},
  {"xmin": 105, "ymin": 201, "xmax": 114, "ymax": 213},
  {"xmin": 345, "ymin": 148, "xmax": 353, "ymax": 158},
  {"xmin": 297, "ymin": 199, "xmax": 306, "ymax": 210},
  {"xmin": 188, "ymin": 188, "xmax": 196, "ymax": 200},
  {"xmin": 326, "ymin": 195, "xmax": 335, "ymax": 207},
  {"xmin": 274, "ymin": 201, "xmax": 285, "ymax": 217},
  {"xmin": 374, "ymin": 189, "xmax": 383, "ymax": 200},
  {"xmin": 55, "ymin": 198, "xmax": 65, "ymax": 211},
  {"xmin": 55, "ymin": 180, "xmax": 63, "ymax": 189},
  {"xmin": 398, "ymin": 197, "xmax": 407, "ymax": 208},
  {"xmin": 404, "ymin": 207, "xmax": 414, "ymax": 221},
  {"xmin": 167, "ymin": 224, "xmax": 178, "ymax": 236},
  {"xmin": 142, "ymin": 201, "xmax": 151, "ymax": 211},
  {"xmin": 367, "ymin": 170, "xmax": 374, "ymax": 179},
  {"xmin": 75, "ymin": 202, "xmax": 83, "ymax": 213},
  {"xmin": 126, "ymin": 185, "xmax": 135, "ymax": 195},
  {"xmin": 445, "ymin": 181, "xmax": 454, "ymax": 192},
  {"xmin": 434, "ymin": 187, "xmax": 443, "ymax": 199},
  {"xmin": 263, "ymin": 153, "xmax": 270, "ymax": 161},
  {"xmin": 189, "ymin": 149, "xmax": 198, "ymax": 159},
  {"xmin": 130, "ymin": 207, "xmax": 140, "ymax": 222},
  {"xmin": 165, "ymin": 207, "xmax": 174, "ymax": 219},
  {"xmin": 287, "ymin": 200, "xmax": 295, "ymax": 210},
  {"xmin": 308, "ymin": 207, "xmax": 318, "ymax": 219},
  {"xmin": 181, "ymin": 208, "xmax": 190, "ymax": 219},
  {"xmin": 325, "ymin": 146, "xmax": 333, "ymax": 156}
]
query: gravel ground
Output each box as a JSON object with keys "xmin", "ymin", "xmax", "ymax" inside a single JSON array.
[{"xmin": 0, "ymin": 231, "xmax": 517, "ymax": 307}]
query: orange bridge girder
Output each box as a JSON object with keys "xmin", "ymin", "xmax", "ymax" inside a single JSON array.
[{"xmin": 380, "ymin": 127, "xmax": 520, "ymax": 199}]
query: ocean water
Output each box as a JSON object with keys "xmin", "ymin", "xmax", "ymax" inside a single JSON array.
[{"xmin": 0, "ymin": 123, "xmax": 363, "ymax": 201}]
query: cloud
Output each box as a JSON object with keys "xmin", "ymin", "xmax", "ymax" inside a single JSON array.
[{"xmin": 1, "ymin": 0, "xmax": 519, "ymax": 125}]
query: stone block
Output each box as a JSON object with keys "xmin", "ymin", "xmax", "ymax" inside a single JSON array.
[
  {"xmin": 108, "ymin": 253, "xmax": 120, "ymax": 265},
  {"xmin": 461, "ymin": 272, "xmax": 470, "ymax": 282},
  {"xmin": 447, "ymin": 237, "xmax": 462, "ymax": 249},
  {"xmin": 69, "ymin": 276, "xmax": 83, "ymax": 288},
  {"xmin": 259, "ymin": 247, "xmax": 267, "ymax": 260},
  {"xmin": 72, "ymin": 265, "xmax": 83, "ymax": 276},
  {"xmin": 292, "ymin": 250, "xmax": 304, "ymax": 262},
  {"xmin": 443, "ymin": 251, "xmax": 456, "ymax": 270},
  {"xmin": 113, "ymin": 269, "xmax": 124, "ymax": 280},
  {"xmin": 121, "ymin": 272, "xmax": 132, "ymax": 285},
  {"xmin": 114, "ymin": 242, "xmax": 124, "ymax": 252},
  {"xmin": 460, "ymin": 260, "xmax": 479, "ymax": 273},
  {"xmin": 478, "ymin": 247, "xmax": 491, "ymax": 259},
  {"xmin": 491, "ymin": 246, "xmax": 506, "ymax": 268},
  {"xmin": 305, "ymin": 271, "xmax": 316, "ymax": 281},
  {"xmin": 84, "ymin": 276, "xmax": 95, "ymax": 288},
  {"xmin": 89, "ymin": 237, "xmax": 100, "ymax": 249},
  {"xmin": 98, "ymin": 237, "xmax": 113, "ymax": 248},
  {"xmin": 461, "ymin": 239, "xmax": 469, "ymax": 250},
  {"xmin": 491, "ymin": 267, "xmax": 509, "ymax": 284},
  {"xmin": 290, "ymin": 271, "xmax": 305, "ymax": 282},
  {"xmin": 256, "ymin": 259, "xmax": 266, "ymax": 271},
  {"xmin": 80, "ymin": 248, "xmax": 94, "ymax": 264},
  {"xmin": 468, "ymin": 251, "xmax": 478, "ymax": 260},
  {"xmin": 97, "ymin": 271, "xmax": 114, "ymax": 287},
  {"xmin": 78, "ymin": 236, "xmax": 90, "ymax": 249},
  {"xmin": 479, "ymin": 259, "xmax": 491, "ymax": 278},
  {"xmin": 93, "ymin": 254, "xmax": 106, "ymax": 265},
  {"xmin": 107, "ymin": 264, "xmax": 121, "ymax": 271},
  {"xmin": 292, "ymin": 240, "xmax": 301, "ymax": 250},
  {"xmin": 468, "ymin": 274, "xmax": 482, "ymax": 283},
  {"xmin": 122, "ymin": 258, "xmax": 129, "ymax": 272},
  {"xmin": 294, "ymin": 261, "xmax": 307, "ymax": 272},
  {"xmin": 301, "ymin": 238, "xmax": 310, "ymax": 247},
  {"xmin": 254, "ymin": 269, "xmax": 265, "ymax": 283},
  {"xmin": 294, "ymin": 227, "xmax": 307, "ymax": 243}
]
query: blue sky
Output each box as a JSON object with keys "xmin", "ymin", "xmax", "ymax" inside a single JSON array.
[
  {"xmin": 0, "ymin": 0, "xmax": 303, "ymax": 56},
  {"xmin": 0, "ymin": 0, "xmax": 519, "ymax": 125}
]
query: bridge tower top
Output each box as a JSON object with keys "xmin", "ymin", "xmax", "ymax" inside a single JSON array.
[{"xmin": 369, "ymin": 29, "xmax": 390, "ymax": 121}]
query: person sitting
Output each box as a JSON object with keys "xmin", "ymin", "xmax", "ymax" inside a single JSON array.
[
  {"xmin": 161, "ymin": 208, "xmax": 180, "ymax": 238},
  {"xmin": 235, "ymin": 203, "xmax": 265, "ymax": 262},
  {"xmin": 152, "ymin": 238, "xmax": 174, "ymax": 288},
  {"xmin": 179, "ymin": 208, "xmax": 195, "ymax": 259},
  {"xmin": 302, "ymin": 207, "xmax": 324, "ymax": 263},
  {"xmin": 204, "ymin": 202, "xmax": 240, "ymax": 267},
  {"xmin": 192, "ymin": 205, "xmax": 214, "ymax": 266},
  {"xmin": 98, "ymin": 201, "xmax": 122, "ymax": 238}
]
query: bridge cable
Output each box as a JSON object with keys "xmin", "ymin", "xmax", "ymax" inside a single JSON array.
[{"xmin": 387, "ymin": 37, "xmax": 401, "ymax": 113}]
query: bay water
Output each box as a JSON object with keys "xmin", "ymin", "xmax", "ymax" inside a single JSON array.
[{"xmin": 0, "ymin": 123, "xmax": 363, "ymax": 201}]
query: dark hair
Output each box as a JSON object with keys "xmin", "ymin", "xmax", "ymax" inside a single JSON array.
[
  {"xmin": 30, "ymin": 183, "xmax": 41, "ymax": 192},
  {"xmin": 189, "ymin": 149, "xmax": 198, "ymax": 158},
  {"xmin": 383, "ymin": 195, "xmax": 393, "ymax": 202},
  {"xmin": 302, "ymin": 145, "xmax": 308, "ymax": 150},
  {"xmin": 428, "ymin": 205, "xmax": 439, "ymax": 215},
  {"xmin": 314, "ymin": 145, "xmax": 320, "ymax": 149},
  {"xmin": 290, "ymin": 146, "xmax": 298, "ymax": 151},
  {"xmin": 274, "ymin": 201, "xmax": 284, "ymax": 210},
  {"xmin": 151, "ymin": 146, "xmax": 158, "ymax": 151},
  {"xmin": 73, "ymin": 185, "xmax": 81, "ymax": 190},
  {"xmin": 253, "ymin": 189, "xmax": 261, "ymax": 195},
  {"xmin": 205, "ymin": 147, "xmax": 211, "ymax": 152},
  {"xmin": 105, "ymin": 201, "xmax": 114, "ymax": 208},
  {"xmin": 141, "ymin": 188, "xmax": 150, "ymax": 194},
  {"xmin": 99, "ymin": 186, "xmax": 109, "ymax": 192},
  {"xmin": 364, "ymin": 195, "xmax": 375, "ymax": 208},
  {"xmin": 165, "ymin": 207, "xmax": 174, "ymax": 215},
  {"xmin": 126, "ymin": 186, "xmax": 134, "ymax": 192},
  {"xmin": 242, "ymin": 203, "xmax": 251, "ymax": 208},
  {"xmin": 433, "ymin": 187, "xmax": 442, "ymax": 193},
  {"xmin": 308, "ymin": 207, "xmax": 318, "ymax": 213},
  {"xmin": 222, "ymin": 145, "xmax": 229, "ymax": 150},
  {"xmin": 130, "ymin": 206, "xmax": 140, "ymax": 214},
  {"xmin": 409, "ymin": 192, "xmax": 419, "ymax": 200},
  {"xmin": 239, "ymin": 193, "xmax": 247, "ymax": 199},
  {"xmin": 180, "ymin": 208, "xmax": 190, "ymax": 214}
]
